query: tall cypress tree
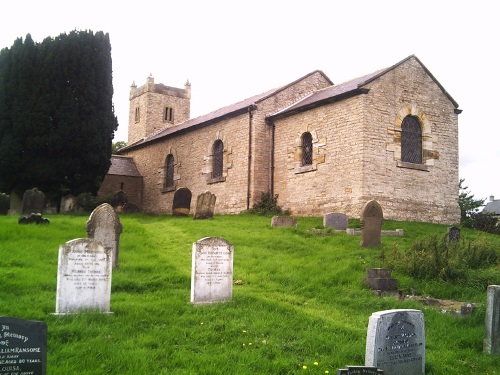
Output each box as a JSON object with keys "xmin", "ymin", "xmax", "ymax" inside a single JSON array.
[{"xmin": 0, "ymin": 30, "xmax": 118, "ymax": 199}]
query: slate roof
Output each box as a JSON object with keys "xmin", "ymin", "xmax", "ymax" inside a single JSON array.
[
  {"xmin": 482, "ymin": 200, "xmax": 500, "ymax": 215},
  {"xmin": 108, "ymin": 155, "xmax": 141, "ymax": 177}
]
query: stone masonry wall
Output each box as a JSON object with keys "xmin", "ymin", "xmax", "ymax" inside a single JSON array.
[{"xmin": 98, "ymin": 174, "xmax": 143, "ymax": 207}]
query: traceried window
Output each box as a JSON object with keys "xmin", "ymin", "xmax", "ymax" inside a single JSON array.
[
  {"xmin": 164, "ymin": 107, "xmax": 174, "ymax": 123},
  {"xmin": 165, "ymin": 154, "xmax": 175, "ymax": 188},
  {"xmin": 401, "ymin": 116, "xmax": 422, "ymax": 164},
  {"xmin": 212, "ymin": 140, "xmax": 224, "ymax": 178},
  {"xmin": 301, "ymin": 132, "xmax": 313, "ymax": 166}
]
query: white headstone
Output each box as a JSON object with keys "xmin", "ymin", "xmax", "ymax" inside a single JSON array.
[
  {"xmin": 55, "ymin": 238, "xmax": 113, "ymax": 314},
  {"xmin": 365, "ymin": 309, "xmax": 425, "ymax": 375},
  {"xmin": 191, "ymin": 237, "xmax": 233, "ymax": 304}
]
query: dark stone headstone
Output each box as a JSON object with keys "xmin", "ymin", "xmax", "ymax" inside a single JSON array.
[
  {"xmin": 360, "ymin": 200, "xmax": 383, "ymax": 247},
  {"xmin": 172, "ymin": 188, "xmax": 192, "ymax": 216},
  {"xmin": 194, "ymin": 191, "xmax": 216, "ymax": 219},
  {"xmin": 324, "ymin": 212, "xmax": 348, "ymax": 230},
  {"xmin": 366, "ymin": 268, "xmax": 398, "ymax": 291},
  {"xmin": 112, "ymin": 190, "xmax": 128, "ymax": 208},
  {"xmin": 22, "ymin": 188, "xmax": 45, "ymax": 215},
  {"xmin": 0, "ymin": 316, "xmax": 47, "ymax": 375},
  {"xmin": 337, "ymin": 366, "xmax": 384, "ymax": 374},
  {"xmin": 447, "ymin": 226, "xmax": 460, "ymax": 244},
  {"xmin": 271, "ymin": 216, "xmax": 298, "ymax": 227},
  {"xmin": 122, "ymin": 202, "xmax": 140, "ymax": 213}
]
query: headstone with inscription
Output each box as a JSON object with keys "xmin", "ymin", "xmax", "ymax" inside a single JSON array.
[
  {"xmin": 271, "ymin": 216, "xmax": 297, "ymax": 227},
  {"xmin": 86, "ymin": 203, "xmax": 123, "ymax": 269},
  {"xmin": 484, "ymin": 285, "xmax": 500, "ymax": 354},
  {"xmin": 0, "ymin": 316, "xmax": 47, "ymax": 375},
  {"xmin": 191, "ymin": 237, "xmax": 233, "ymax": 304},
  {"xmin": 172, "ymin": 188, "xmax": 192, "ymax": 216},
  {"xmin": 55, "ymin": 238, "xmax": 113, "ymax": 314},
  {"xmin": 194, "ymin": 191, "xmax": 216, "ymax": 219},
  {"xmin": 360, "ymin": 200, "xmax": 383, "ymax": 247},
  {"xmin": 21, "ymin": 188, "xmax": 45, "ymax": 215},
  {"xmin": 337, "ymin": 366, "xmax": 383, "ymax": 375},
  {"xmin": 365, "ymin": 309, "xmax": 425, "ymax": 375},
  {"xmin": 324, "ymin": 212, "xmax": 348, "ymax": 230}
]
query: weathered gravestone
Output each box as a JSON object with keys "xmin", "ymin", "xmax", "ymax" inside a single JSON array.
[
  {"xmin": 86, "ymin": 203, "xmax": 123, "ymax": 269},
  {"xmin": 21, "ymin": 188, "xmax": 45, "ymax": 215},
  {"xmin": 55, "ymin": 238, "xmax": 113, "ymax": 314},
  {"xmin": 337, "ymin": 365, "xmax": 383, "ymax": 374},
  {"xmin": 191, "ymin": 237, "xmax": 233, "ymax": 304},
  {"xmin": 271, "ymin": 216, "xmax": 297, "ymax": 227},
  {"xmin": 484, "ymin": 285, "xmax": 500, "ymax": 354},
  {"xmin": 324, "ymin": 212, "xmax": 348, "ymax": 230},
  {"xmin": 172, "ymin": 188, "xmax": 192, "ymax": 216},
  {"xmin": 365, "ymin": 269, "xmax": 398, "ymax": 292},
  {"xmin": 365, "ymin": 309, "xmax": 425, "ymax": 375},
  {"xmin": 0, "ymin": 316, "xmax": 47, "ymax": 375},
  {"xmin": 8, "ymin": 191, "xmax": 22, "ymax": 215},
  {"xmin": 122, "ymin": 202, "xmax": 140, "ymax": 213},
  {"xmin": 360, "ymin": 200, "xmax": 383, "ymax": 247},
  {"xmin": 60, "ymin": 194, "xmax": 77, "ymax": 213},
  {"xmin": 447, "ymin": 226, "xmax": 460, "ymax": 244},
  {"xmin": 194, "ymin": 191, "xmax": 216, "ymax": 219}
]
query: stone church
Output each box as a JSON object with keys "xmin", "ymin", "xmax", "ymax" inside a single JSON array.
[{"xmin": 103, "ymin": 55, "xmax": 461, "ymax": 223}]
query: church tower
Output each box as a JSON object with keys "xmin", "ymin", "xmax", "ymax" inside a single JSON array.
[{"xmin": 128, "ymin": 74, "xmax": 191, "ymax": 144}]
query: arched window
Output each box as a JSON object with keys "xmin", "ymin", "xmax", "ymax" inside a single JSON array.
[
  {"xmin": 165, "ymin": 154, "xmax": 175, "ymax": 188},
  {"xmin": 212, "ymin": 140, "xmax": 224, "ymax": 178},
  {"xmin": 301, "ymin": 132, "xmax": 313, "ymax": 166},
  {"xmin": 401, "ymin": 116, "xmax": 422, "ymax": 164}
]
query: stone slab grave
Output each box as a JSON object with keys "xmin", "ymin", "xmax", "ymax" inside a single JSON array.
[
  {"xmin": 193, "ymin": 191, "xmax": 216, "ymax": 219},
  {"xmin": 86, "ymin": 203, "xmax": 123, "ymax": 269},
  {"xmin": 324, "ymin": 212, "xmax": 348, "ymax": 230},
  {"xmin": 0, "ymin": 316, "xmax": 47, "ymax": 375},
  {"xmin": 365, "ymin": 309, "xmax": 425, "ymax": 375},
  {"xmin": 172, "ymin": 187, "xmax": 192, "ymax": 216},
  {"xmin": 271, "ymin": 216, "xmax": 297, "ymax": 227},
  {"xmin": 337, "ymin": 366, "xmax": 383, "ymax": 374},
  {"xmin": 55, "ymin": 238, "xmax": 113, "ymax": 314},
  {"xmin": 365, "ymin": 268, "xmax": 398, "ymax": 292},
  {"xmin": 191, "ymin": 237, "xmax": 233, "ymax": 304},
  {"xmin": 360, "ymin": 200, "xmax": 383, "ymax": 247},
  {"xmin": 484, "ymin": 284, "xmax": 500, "ymax": 354}
]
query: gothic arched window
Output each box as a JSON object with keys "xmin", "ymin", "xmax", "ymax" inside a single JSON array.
[
  {"xmin": 301, "ymin": 132, "xmax": 313, "ymax": 166},
  {"xmin": 165, "ymin": 154, "xmax": 175, "ymax": 188},
  {"xmin": 212, "ymin": 140, "xmax": 224, "ymax": 178},
  {"xmin": 401, "ymin": 116, "xmax": 422, "ymax": 164}
]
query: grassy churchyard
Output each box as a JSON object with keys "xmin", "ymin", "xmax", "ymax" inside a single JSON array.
[{"xmin": 1, "ymin": 213, "xmax": 500, "ymax": 374}]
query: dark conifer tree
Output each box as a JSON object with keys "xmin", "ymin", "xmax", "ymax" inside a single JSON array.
[{"xmin": 0, "ymin": 30, "xmax": 118, "ymax": 199}]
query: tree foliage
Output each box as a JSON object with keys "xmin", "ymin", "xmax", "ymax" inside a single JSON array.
[
  {"xmin": 0, "ymin": 31, "xmax": 118, "ymax": 198},
  {"xmin": 458, "ymin": 178, "xmax": 485, "ymax": 228}
]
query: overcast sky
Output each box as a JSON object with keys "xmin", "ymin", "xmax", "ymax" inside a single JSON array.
[{"xmin": 1, "ymin": 0, "xmax": 498, "ymax": 202}]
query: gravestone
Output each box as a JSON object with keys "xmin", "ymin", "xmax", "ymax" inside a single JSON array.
[
  {"xmin": 122, "ymin": 202, "xmax": 140, "ymax": 213},
  {"xmin": 484, "ymin": 285, "xmax": 500, "ymax": 354},
  {"xmin": 191, "ymin": 237, "xmax": 233, "ymax": 304},
  {"xmin": 447, "ymin": 226, "xmax": 460, "ymax": 244},
  {"xmin": 324, "ymin": 212, "xmax": 348, "ymax": 230},
  {"xmin": 55, "ymin": 238, "xmax": 113, "ymax": 314},
  {"xmin": 112, "ymin": 190, "xmax": 128, "ymax": 209},
  {"xmin": 360, "ymin": 200, "xmax": 383, "ymax": 247},
  {"xmin": 271, "ymin": 216, "xmax": 297, "ymax": 227},
  {"xmin": 8, "ymin": 191, "xmax": 22, "ymax": 215},
  {"xmin": 0, "ymin": 316, "xmax": 47, "ymax": 375},
  {"xmin": 60, "ymin": 194, "xmax": 77, "ymax": 213},
  {"xmin": 193, "ymin": 191, "xmax": 217, "ymax": 219},
  {"xmin": 365, "ymin": 309, "xmax": 425, "ymax": 375},
  {"xmin": 172, "ymin": 188, "xmax": 192, "ymax": 216},
  {"xmin": 337, "ymin": 366, "xmax": 383, "ymax": 374},
  {"xmin": 21, "ymin": 188, "xmax": 45, "ymax": 215},
  {"xmin": 86, "ymin": 203, "xmax": 123, "ymax": 269},
  {"xmin": 365, "ymin": 269, "xmax": 398, "ymax": 291}
]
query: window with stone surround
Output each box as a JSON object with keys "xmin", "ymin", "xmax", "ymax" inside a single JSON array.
[
  {"xmin": 301, "ymin": 132, "xmax": 313, "ymax": 166},
  {"xmin": 212, "ymin": 140, "xmax": 224, "ymax": 179},
  {"xmin": 164, "ymin": 154, "xmax": 175, "ymax": 189},
  {"xmin": 164, "ymin": 107, "xmax": 174, "ymax": 123},
  {"xmin": 401, "ymin": 116, "xmax": 422, "ymax": 164},
  {"xmin": 134, "ymin": 107, "xmax": 140, "ymax": 123}
]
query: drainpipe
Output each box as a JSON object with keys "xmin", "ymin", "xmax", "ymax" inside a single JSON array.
[
  {"xmin": 266, "ymin": 118, "xmax": 275, "ymax": 198},
  {"xmin": 246, "ymin": 106, "xmax": 254, "ymax": 210}
]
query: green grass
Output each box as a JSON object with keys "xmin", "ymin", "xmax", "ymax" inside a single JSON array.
[{"xmin": 1, "ymin": 214, "xmax": 500, "ymax": 374}]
